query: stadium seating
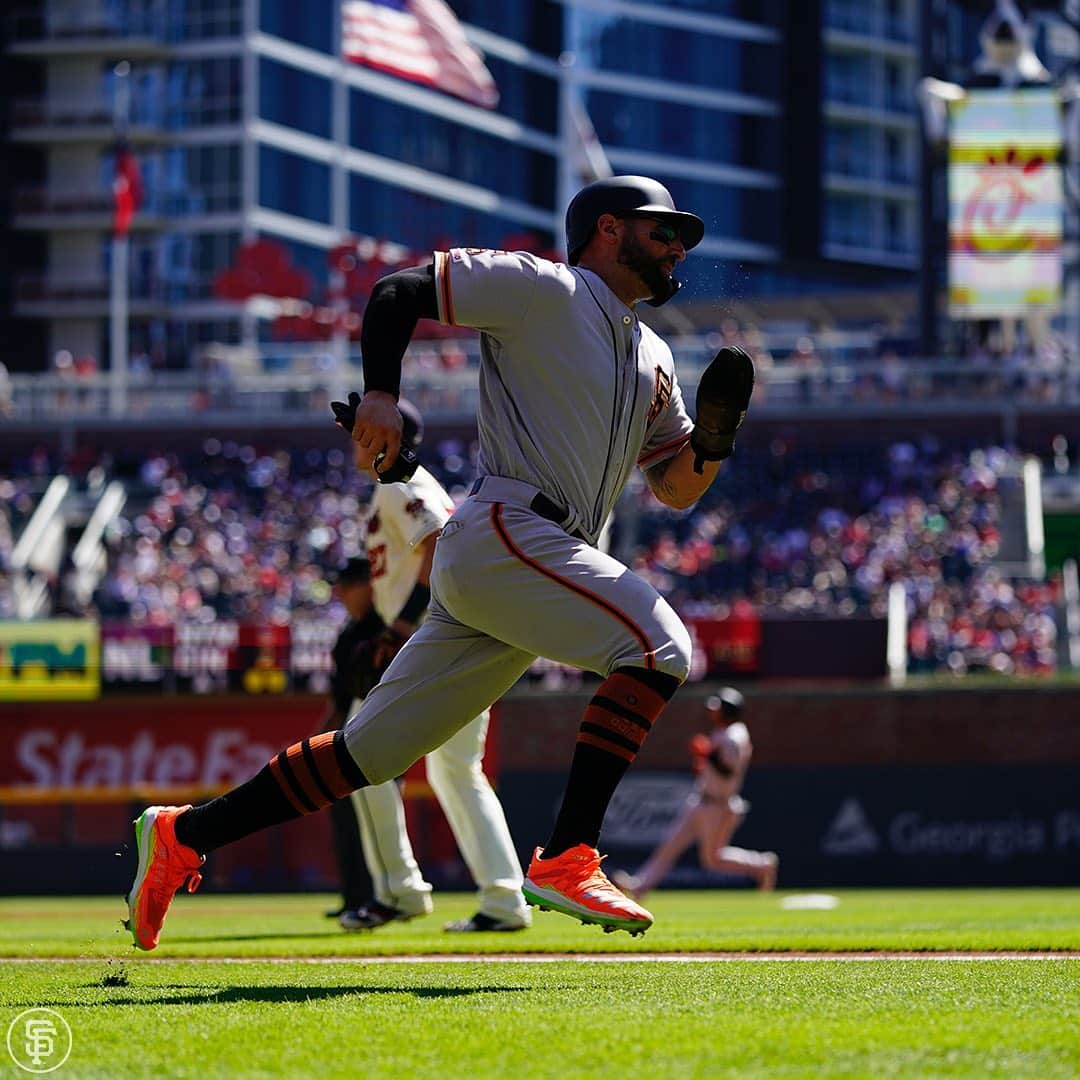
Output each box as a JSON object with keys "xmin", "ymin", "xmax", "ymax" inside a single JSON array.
[{"xmin": 0, "ymin": 437, "xmax": 1059, "ymax": 674}]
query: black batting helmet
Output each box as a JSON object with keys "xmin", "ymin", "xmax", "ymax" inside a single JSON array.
[
  {"xmin": 398, "ymin": 398, "xmax": 423, "ymax": 450},
  {"xmin": 565, "ymin": 175, "xmax": 705, "ymax": 266},
  {"xmin": 706, "ymin": 687, "xmax": 745, "ymax": 719}
]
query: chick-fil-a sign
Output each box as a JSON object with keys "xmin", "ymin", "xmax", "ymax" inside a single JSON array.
[{"xmin": 948, "ymin": 88, "xmax": 1062, "ymax": 318}]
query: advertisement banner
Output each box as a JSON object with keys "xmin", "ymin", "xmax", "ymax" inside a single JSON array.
[
  {"xmin": 585, "ymin": 765, "xmax": 1080, "ymax": 888},
  {"xmin": 102, "ymin": 624, "xmax": 174, "ymax": 693},
  {"xmin": 687, "ymin": 610, "xmax": 762, "ymax": 676},
  {"xmin": 101, "ymin": 620, "xmax": 340, "ymax": 696},
  {"xmin": 948, "ymin": 88, "xmax": 1062, "ymax": 317},
  {"xmin": 0, "ymin": 620, "xmax": 100, "ymax": 701},
  {"xmin": 0, "ymin": 703, "xmax": 308, "ymax": 795},
  {"xmin": 0, "ymin": 697, "xmax": 491, "ymax": 894}
]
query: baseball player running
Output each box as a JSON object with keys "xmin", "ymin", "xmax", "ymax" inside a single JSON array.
[
  {"xmin": 613, "ymin": 689, "xmax": 778, "ymax": 897},
  {"xmin": 339, "ymin": 401, "xmax": 530, "ymax": 933},
  {"xmin": 125, "ymin": 175, "xmax": 755, "ymax": 948}
]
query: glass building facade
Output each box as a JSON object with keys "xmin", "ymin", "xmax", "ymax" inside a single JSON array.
[{"xmin": 8, "ymin": 0, "xmax": 934, "ymax": 370}]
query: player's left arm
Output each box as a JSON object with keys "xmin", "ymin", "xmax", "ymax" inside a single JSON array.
[
  {"xmin": 645, "ymin": 446, "xmax": 722, "ymax": 510},
  {"xmin": 644, "ymin": 346, "xmax": 755, "ymax": 509}
]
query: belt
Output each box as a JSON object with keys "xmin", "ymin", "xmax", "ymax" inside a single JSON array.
[
  {"xmin": 469, "ymin": 477, "xmax": 587, "ymax": 541},
  {"xmin": 531, "ymin": 493, "xmax": 587, "ymax": 541}
]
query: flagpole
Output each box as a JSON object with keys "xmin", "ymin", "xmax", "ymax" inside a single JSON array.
[
  {"xmin": 109, "ymin": 60, "xmax": 131, "ymax": 418},
  {"xmin": 557, "ymin": 51, "xmax": 583, "ymax": 257},
  {"xmin": 331, "ymin": 3, "xmax": 349, "ymax": 389}
]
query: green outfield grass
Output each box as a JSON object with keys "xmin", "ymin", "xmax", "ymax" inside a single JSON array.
[
  {"xmin": 1, "ymin": 891, "xmax": 1077, "ymax": 1078},
  {"xmin": 1, "ymin": 888, "xmax": 1078, "ymax": 958}
]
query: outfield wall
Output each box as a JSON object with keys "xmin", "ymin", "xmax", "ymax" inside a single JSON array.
[
  {"xmin": 1, "ymin": 685, "xmax": 1078, "ymax": 893},
  {"xmin": 502, "ymin": 685, "xmax": 1080, "ymax": 889}
]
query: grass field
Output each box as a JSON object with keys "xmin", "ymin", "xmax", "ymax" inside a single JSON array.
[{"xmin": 2, "ymin": 889, "xmax": 1077, "ymax": 1078}]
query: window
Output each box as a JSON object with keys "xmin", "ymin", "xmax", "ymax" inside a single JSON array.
[
  {"xmin": 169, "ymin": 0, "xmax": 242, "ymax": 40},
  {"xmin": 259, "ymin": 147, "xmax": 332, "ymax": 224},
  {"xmin": 575, "ymin": 20, "xmax": 780, "ymax": 97},
  {"xmin": 161, "ymin": 231, "xmax": 242, "ymax": 301},
  {"xmin": 348, "ymin": 176, "xmax": 554, "ymax": 254},
  {"xmin": 163, "ymin": 145, "xmax": 242, "ymax": 214},
  {"xmin": 167, "ymin": 58, "xmax": 242, "ymax": 128},
  {"xmin": 260, "ymin": 0, "xmax": 332, "ymax": 54},
  {"xmin": 589, "ymin": 92, "xmax": 781, "ymax": 172},
  {"xmin": 260, "ymin": 59, "xmax": 332, "ymax": 140},
  {"xmin": 347, "ymin": 89, "xmax": 556, "ymax": 206}
]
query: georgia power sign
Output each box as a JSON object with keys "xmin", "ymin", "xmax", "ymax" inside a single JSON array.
[{"xmin": 822, "ymin": 797, "xmax": 1080, "ymax": 862}]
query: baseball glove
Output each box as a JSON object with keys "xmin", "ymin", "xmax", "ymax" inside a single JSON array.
[
  {"xmin": 690, "ymin": 345, "xmax": 755, "ymax": 472},
  {"xmin": 331, "ymin": 391, "xmax": 419, "ymax": 484}
]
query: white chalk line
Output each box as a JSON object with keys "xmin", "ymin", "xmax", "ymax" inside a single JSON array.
[{"xmin": 4, "ymin": 951, "xmax": 1077, "ymax": 965}]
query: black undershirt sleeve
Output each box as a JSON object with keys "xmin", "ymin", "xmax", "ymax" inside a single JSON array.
[{"xmin": 360, "ymin": 262, "xmax": 440, "ymax": 398}]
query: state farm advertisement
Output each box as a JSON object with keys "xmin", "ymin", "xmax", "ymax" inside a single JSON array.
[{"xmin": 0, "ymin": 698, "xmax": 323, "ymax": 797}]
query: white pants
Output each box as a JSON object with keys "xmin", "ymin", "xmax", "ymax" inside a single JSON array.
[{"xmin": 349, "ymin": 707, "xmax": 529, "ymax": 924}]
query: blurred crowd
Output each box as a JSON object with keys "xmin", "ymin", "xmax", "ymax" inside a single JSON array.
[
  {"xmin": 82, "ymin": 438, "xmax": 477, "ymax": 627},
  {"xmin": 0, "ymin": 434, "xmax": 1061, "ymax": 677},
  {"xmin": 629, "ymin": 439, "xmax": 1059, "ymax": 676}
]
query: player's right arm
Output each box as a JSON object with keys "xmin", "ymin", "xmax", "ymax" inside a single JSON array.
[
  {"xmin": 431, "ymin": 248, "xmax": 542, "ymax": 334},
  {"xmin": 352, "ymin": 262, "xmax": 439, "ymax": 473}
]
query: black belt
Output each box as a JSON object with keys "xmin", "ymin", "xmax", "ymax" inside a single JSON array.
[
  {"xmin": 532, "ymin": 493, "xmax": 588, "ymax": 541},
  {"xmin": 471, "ymin": 480, "xmax": 585, "ymax": 541}
]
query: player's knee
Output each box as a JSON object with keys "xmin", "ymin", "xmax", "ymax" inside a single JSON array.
[
  {"xmin": 655, "ymin": 621, "xmax": 692, "ymax": 683},
  {"xmin": 342, "ymin": 712, "xmax": 399, "ymax": 787}
]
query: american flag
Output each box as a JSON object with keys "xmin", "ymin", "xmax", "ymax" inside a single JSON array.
[{"xmin": 342, "ymin": 0, "xmax": 499, "ymax": 109}]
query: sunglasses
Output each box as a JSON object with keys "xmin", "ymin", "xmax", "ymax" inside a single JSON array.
[{"xmin": 617, "ymin": 214, "xmax": 681, "ymax": 246}]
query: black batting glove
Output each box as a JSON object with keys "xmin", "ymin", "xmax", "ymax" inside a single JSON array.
[
  {"xmin": 330, "ymin": 391, "xmax": 362, "ymax": 433},
  {"xmin": 690, "ymin": 345, "xmax": 755, "ymax": 473},
  {"xmin": 330, "ymin": 391, "xmax": 420, "ymax": 485},
  {"xmin": 371, "ymin": 447, "xmax": 419, "ymax": 485}
]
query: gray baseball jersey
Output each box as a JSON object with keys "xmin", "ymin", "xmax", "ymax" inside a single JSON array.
[
  {"xmin": 434, "ymin": 249, "xmax": 694, "ymax": 543},
  {"xmin": 345, "ymin": 249, "xmax": 695, "ymax": 785}
]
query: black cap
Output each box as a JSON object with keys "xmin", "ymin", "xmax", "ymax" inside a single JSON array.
[{"xmin": 334, "ymin": 556, "xmax": 371, "ymax": 585}]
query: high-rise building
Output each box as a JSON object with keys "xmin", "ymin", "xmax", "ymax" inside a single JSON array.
[
  {"xmin": 821, "ymin": 0, "xmax": 920, "ymax": 268},
  {"xmin": 6, "ymin": 0, "xmax": 940, "ymax": 373}
]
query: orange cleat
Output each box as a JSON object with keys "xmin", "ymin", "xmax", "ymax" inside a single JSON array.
[
  {"xmin": 125, "ymin": 805, "xmax": 204, "ymax": 951},
  {"xmin": 523, "ymin": 844, "xmax": 653, "ymax": 936}
]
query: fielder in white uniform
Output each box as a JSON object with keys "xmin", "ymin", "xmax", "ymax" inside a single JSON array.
[
  {"xmin": 126, "ymin": 176, "xmax": 757, "ymax": 949},
  {"xmin": 613, "ymin": 688, "xmax": 778, "ymax": 897},
  {"xmin": 344, "ymin": 404, "xmax": 530, "ymax": 932}
]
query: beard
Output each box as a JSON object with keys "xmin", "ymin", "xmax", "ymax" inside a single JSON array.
[{"xmin": 617, "ymin": 230, "xmax": 677, "ymax": 304}]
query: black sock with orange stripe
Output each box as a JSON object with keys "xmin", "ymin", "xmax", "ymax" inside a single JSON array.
[
  {"xmin": 542, "ymin": 667, "xmax": 679, "ymax": 860},
  {"xmin": 173, "ymin": 730, "xmax": 369, "ymax": 855}
]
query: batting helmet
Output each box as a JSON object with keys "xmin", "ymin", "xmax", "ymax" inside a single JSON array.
[
  {"xmin": 706, "ymin": 687, "xmax": 745, "ymax": 720},
  {"xmin": 565, "ymin": 175, "xmax": 705, "ymax": 266},
  {"xmin": 398, "ymin": 398, "xmax": 424, "ymax": 450}
]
